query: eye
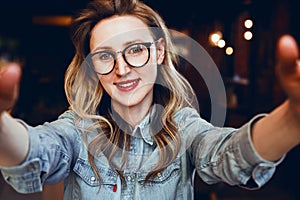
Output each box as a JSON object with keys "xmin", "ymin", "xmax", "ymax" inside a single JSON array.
[
  {"xmin": 127, "ymin": 44, "xmax": 147, "ymax": 55},
  {"xmin": 99, "ymin": 52, "xmax": 113, "ymax": 61},
  {"xmin": 92, "ymin": 51, "xmax": 113, "ymax": 62}
]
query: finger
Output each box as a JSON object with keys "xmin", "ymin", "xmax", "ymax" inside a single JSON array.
[
  {"xmin": 0, "ymin": 63, "xmax": 22, "ymax": 101},
  {"xmin": 276, "ymin": 34, "xmax": 299, "ymax": 75}
]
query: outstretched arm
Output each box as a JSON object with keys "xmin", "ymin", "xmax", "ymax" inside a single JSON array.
[
  {"xmin": 252, "ymin": 35, "xmax": 300, "ymax": 161},
  {"xmin": 0, "ymin": 63, "xmax": 29, "ymax": 166}
]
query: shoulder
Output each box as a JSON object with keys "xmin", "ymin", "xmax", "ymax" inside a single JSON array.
[
  {"xmin": 57, "ymin": 109, "xmax": 78, "ymax": 120},
  {"xmin": 173, "ymin": 107, "xmax": 213, "ymax": 132},
  {"xmin": 173, "ymin": 107, "xmax": 201, "ymax": 121},
  {"xmin": 35, "ymin": 109, "xmax": 81, "ymax": 136}
]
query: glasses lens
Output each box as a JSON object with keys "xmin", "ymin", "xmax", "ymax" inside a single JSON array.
[
  {"xmin": 91, "ymin": 51, "xmax": 114, "ymax": 74},
  {"xmin": 124, "ymin": 43, "xmax": 150, "ymax": 67},
  {"xmin": 90, "ymin": 42, "xmax": 152, "ymax": 75}
]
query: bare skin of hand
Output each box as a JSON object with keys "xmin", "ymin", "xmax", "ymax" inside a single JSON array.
[
  {"xmin": 0, "ymin": 63, "xmax": 22, "ymax": 113},
  {"xmin": 276, "ymin": 35, "xmax": 300, "ymax": 115},
  {"xmin": 0, "ymin": 63, "xmax": 28, "ymax": 167},
  {"xmin": 252, "ymin": 35, "xmax": 300, "ymax": 161}
]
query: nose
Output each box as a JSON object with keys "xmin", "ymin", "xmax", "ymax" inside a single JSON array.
[{"xmin": 115, "ymin": 53, "xmax": 130, "ymax": 76}]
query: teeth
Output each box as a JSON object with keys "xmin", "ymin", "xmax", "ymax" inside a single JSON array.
[{"xmin": 117, "ymin": 80, "xmax": 138, "ymax": 88}]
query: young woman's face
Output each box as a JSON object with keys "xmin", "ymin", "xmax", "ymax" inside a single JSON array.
[{"xmin": 90, "ymin": 15, "xmax": 164, "ymax": 112}]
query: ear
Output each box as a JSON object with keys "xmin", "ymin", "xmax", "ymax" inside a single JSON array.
[{"xmin": 156, "ymin": 38, "xmax": 165, "ymax": 65}]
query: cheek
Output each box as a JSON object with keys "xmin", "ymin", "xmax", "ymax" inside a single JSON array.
[
  {"xmin": 143, "ymin": 53, "xmax": 158, "ymax": 78},
  {"xmin": 99, "ymin": 76, "xmax": 112, "ymax": 93},
  {"xmin": 144, "ymin": 62, "xmax": 158, "ymax": 81}
]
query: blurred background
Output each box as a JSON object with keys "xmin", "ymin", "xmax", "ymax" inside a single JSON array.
[{"xmin": 1, "ymin": 0, "xmax": 300, "ymax": 199}]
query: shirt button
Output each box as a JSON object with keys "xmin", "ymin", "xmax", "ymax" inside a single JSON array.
[
  {"xmin": 157, "ymin": 172, "xmax": 162, "ymax": 177},
  {"xmin": 127, "ymin": 176, "xmax": 131, "ymax": 181},
  {"xmin": 90, "ymin": 176, "xmax": 96, "ymax": 182},
  {"xmin": 28, "ymin": 165, "xmax": 35, "ymax": 171}
]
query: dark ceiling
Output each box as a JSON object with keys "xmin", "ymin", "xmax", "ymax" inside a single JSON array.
[
  {"xmin": 1, "ymin": 0, "xmax": 270, "ymax": 26},
  {"xmin": 1, "ymin": 0, "xmax": 299, "ymax": 38}
]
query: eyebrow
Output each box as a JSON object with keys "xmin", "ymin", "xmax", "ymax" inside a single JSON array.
[{"xmin": 91, "ymin": 39, "xmax": 146, "ymax": 53}]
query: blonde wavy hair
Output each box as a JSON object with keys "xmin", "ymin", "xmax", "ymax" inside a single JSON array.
[{"xmin": 64, "ymin": 0, "xmax": 196, "ymax": 183}]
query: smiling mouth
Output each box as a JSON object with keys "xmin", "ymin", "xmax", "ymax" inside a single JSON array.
[{"xmin": 114, "ymin": 79, "xmax": 140, "ymax": 89}]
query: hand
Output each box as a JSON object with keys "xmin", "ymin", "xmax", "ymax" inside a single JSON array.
[
  {"xmin": 0, "ymin": 62, "xmax": 22, "ymax": 113},
  {"xmin": 276, "ymin": 35, "xmax": 300, "ymax": 116}
]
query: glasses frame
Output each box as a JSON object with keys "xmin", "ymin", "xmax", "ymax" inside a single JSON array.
[{"xmin": 88, "ymin": 40, "xmax": 158, "ymax": 75}]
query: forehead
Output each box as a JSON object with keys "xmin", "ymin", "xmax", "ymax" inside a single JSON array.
[{"xmin": 90, "ymin": 15, "xmax": 153, "ymax": 51}]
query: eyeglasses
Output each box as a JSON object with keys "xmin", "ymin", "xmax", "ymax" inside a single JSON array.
[{"xmin": 89, "ymin": 41, "xmax": 157, "ymax": 75}]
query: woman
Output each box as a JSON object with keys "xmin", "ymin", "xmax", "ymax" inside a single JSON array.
[{"xmin": 0, "ymin": 0, "xmax": 300, "ymax": 199}]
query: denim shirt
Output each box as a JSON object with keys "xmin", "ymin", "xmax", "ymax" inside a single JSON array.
[{"xmin": 0, "ymin": 107, "xmax": 283, "ymax": 200}]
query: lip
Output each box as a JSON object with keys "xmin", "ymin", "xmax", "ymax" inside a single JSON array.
[{"xmin": 113, "ymin": 78, "xmax": 140, "ymax": 92}]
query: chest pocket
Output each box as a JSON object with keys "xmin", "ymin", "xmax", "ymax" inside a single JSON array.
[
  {"xmin": 137, "ymin": 157, "xmax": 181, "ymax": 184},
  {"xmin": 73, "ymin": 158, "xmax": 117, "ymax": 189}
]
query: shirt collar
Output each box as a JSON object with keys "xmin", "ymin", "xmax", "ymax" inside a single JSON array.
[
  {"xmin": 110, "ymin": 105, "xmax": 158, "ymax": 146},
  {"xmin": 135, "ymin": 107, "xmax": 153, "ymax": 145}
]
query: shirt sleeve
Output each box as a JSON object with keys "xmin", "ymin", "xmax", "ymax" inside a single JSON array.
[
  {"xmin": 0, "ymin": 110, "xmax": 81, "ymax": 194},
  {"xmin": 180, "ymin": 108, "xmax": 285, "ymax": 189}
]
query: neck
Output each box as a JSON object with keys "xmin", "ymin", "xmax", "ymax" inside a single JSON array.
[{"xmin": 112, "ymin": 97, "xmax": 153, "ymax": 128}]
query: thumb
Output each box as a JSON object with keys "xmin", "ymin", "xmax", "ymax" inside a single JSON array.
[
  {"xmin": 0, "ymin": 62, "xmax": 22, "ymax": 103},
  {"xmin": 276, "ymin": 34, "xmax": 299, "ymax": 75}
]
